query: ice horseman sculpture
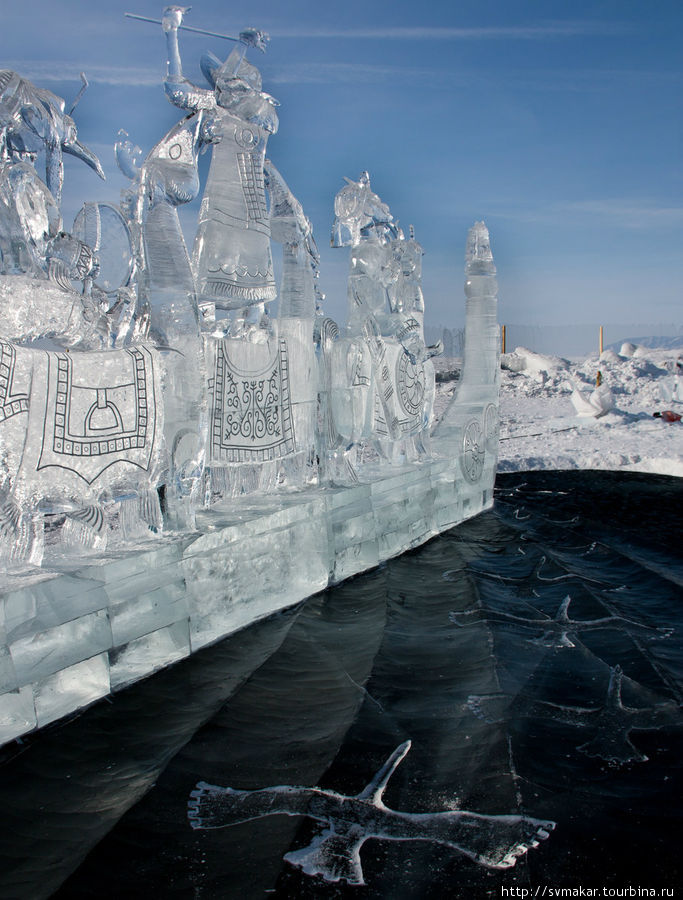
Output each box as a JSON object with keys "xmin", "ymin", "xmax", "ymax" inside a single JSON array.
[
  {"xmin": 0, "ymin": 6, "xmax": 505, "ymax": 745},
  {"xmin": 161, "ymin": 7, "xmax": 277, "ymax": 325},
  {"xmin": 0, "ymin": 5, "xmax": 501, "ymax": 571},
  {"xmin": 0, "ymin": 68, "xmax": 171, "ymax": 566},
  {"xmin": 329, "ymin": 172, "xmax": 441, "ymax": 471}
]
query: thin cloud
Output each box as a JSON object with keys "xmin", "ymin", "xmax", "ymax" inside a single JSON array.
[
  {"xmin": 265, "ymin": 61, "xmax": 679, "ymax": 92},
  {"xmin": 3, "ymin": 60, "xmax": 162, "ymax": 88},
  {"xmin": 271, "ymin": 21, "xmax": 629, "ymax": 41},
  {"xmin": 564, "ymin": 200, "xmax": 683, "ymax": 227},
  {"xmin": 489, "ymin": 200, "xmax": 683, "ymax": 229},
  {"xmin": 266, "ymin": 62, "xmax": 437, "ymax": 86}
]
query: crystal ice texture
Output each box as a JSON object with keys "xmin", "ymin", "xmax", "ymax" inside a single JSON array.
[
  {"xmin": 161, "ymin": 7, "xmax": 278, "ymax": 316},
  {"xmin": 0, "ymin": 10, "xmax": 500, "ymax": 574},
  {"xmin": 467, "ymin": 666, "xmax": 683, "ymax": 765},
  {"xmin": 0, "ymin": 8, "xmax": 502, "ymax": 741},
  {"xmin": 188, "ymin": 739, "xmax": 555, "ymax": 885},
  {"xmin": 328, "ymin": 172, "xmax": 441, "ymax": 470},
  {"xmin": 450, "ymin": 594, "xmax": 673, "ymax": 649}
]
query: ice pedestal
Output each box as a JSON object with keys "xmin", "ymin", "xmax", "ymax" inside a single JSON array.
[
  {"xmin": 0, "ymin": 16, "xmax": 502, "ymax": 745},
  {"xmin": 0, "ymin": 441, "xmax": 496, "ymax": 745},
  {"xmin": 0, "ymin": 216, "xmax": 500, "ymax": 746}
]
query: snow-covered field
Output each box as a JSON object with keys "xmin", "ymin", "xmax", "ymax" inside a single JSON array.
[{"xmin": 434, "ymin": 343, "xmax": 683, "ymax": 477}]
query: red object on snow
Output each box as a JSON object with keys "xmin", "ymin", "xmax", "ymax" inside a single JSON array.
[{"xmin": 654, "ymin": 410, "xmax": 682, "ymax": 423}]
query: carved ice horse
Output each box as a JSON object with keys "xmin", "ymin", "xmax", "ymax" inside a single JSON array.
[
  {"xmin": 114, "ymin": 109, "xmax": 209, "ymax": 525},
  {"xmin": 0, "ymin": 93, "xmax": 209, "ymax": 565}
]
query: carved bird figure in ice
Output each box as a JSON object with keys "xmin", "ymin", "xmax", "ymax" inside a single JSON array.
[
  {"xmin": 450, "ymin": 594, "xmax": 673, "ymax": 649},
  {"xmin": 161, "ymin": 6, "xmax": 278, "ymax": 334},
  {"xmin": 467, "ymin": 666, "xmax": 683, "ymax": 764},
  {"xmin": 0, "ymin": 69, "xmax": 104, "ymax": 206},
  {"xmin": 330, "ymin": 172, "xmax": 438, "ymax": 464},
  {"xmin": 188, "ymin": 739, "xmax": 555, "ymax": 885},
  {"xmin": 0, "ymin": 71, "xmax": 109, "ymax": 346}
]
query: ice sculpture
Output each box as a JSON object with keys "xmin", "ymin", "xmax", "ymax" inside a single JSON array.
[
  {"xmin": 328, "ymin": 172, "xmax": 441, "ymax": 469},
  {"xmin": 0, "ymin": 72, "xmax": 107, "ymax": 347},
  {"xmin": 467, "ymin": 666, "xmax": 683, "ymax": 765},
  {"xmin": 0, "ymin": 69, "xmax": 103, "ymax": 207},
  {"xmin": 0, "ymin": 7, "xmax": 502, "ymax": 743},
  {"xmin": 114, "ymin": 96, "xmax": 207, "ymax": 524},
  {"xmin": 161, "ymin": 7, "xmax": 277, "ymax": 324},
  {"xmin": 0, "ymin": 62, "xmax": 173, "ymax": 562},
  {"xmin": 433, "ymin": 221, "xmax": 500, "ymax": 482},
  {"xmin": 570, "ymin": 380, "xmax": 614, "ymax": 418},
  {"xmin": 188, "ymin": 739, "xmax": 554, "ymax": 885}
]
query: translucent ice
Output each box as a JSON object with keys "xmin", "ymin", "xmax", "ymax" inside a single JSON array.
[
  {"xmin": 327, "ymin": 172, "xmax": 439, "ymax": 467},
  {"xmin": 450, "ymin": 594, "xmax": 672, "ymax": 649},
  {"xmin": 0, "ymin": 10, "xmax": 501, "ymax": 735},
  {"xmin": 188, "ymin": 740, "xmax": 554, "ymax": 885},
  {"xmin": 468, "ymin": 666, "xmax": 683, "ymax": 765},
  {"xmin": 0, "ymin": 69, "xmax": 104, "ymax": 205},
  {"xmin": 160, "ymin": 8, "xmax": 278, "ymax": 318}
]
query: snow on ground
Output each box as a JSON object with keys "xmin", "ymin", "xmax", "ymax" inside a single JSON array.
[{"xmin": 434, "ymin": 344, "xmax": 683, "ymax": 477}]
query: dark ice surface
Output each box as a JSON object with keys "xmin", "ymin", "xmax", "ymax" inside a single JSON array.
[{"xmin": 0, "ymin": 471, "xmax": 681, "ymax": 898}]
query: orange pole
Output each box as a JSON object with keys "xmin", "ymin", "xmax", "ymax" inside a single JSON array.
[
  {"xmin": 501, "ymin": 324, "xmax": 506, "ymax": 354},
  {"xmin": 599, "ymin": 325, "xmax": 603, "ymax": 355}
]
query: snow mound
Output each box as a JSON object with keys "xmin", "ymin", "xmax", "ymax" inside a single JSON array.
[
  {"xmin": 434, "ymin": 346, "xmax": 682, "ymax": 477},
  {"xmin": 501, "ymin": 347, "xmax": 568, "ymax": 376},
  {"xmin": 599, "ymin": 348, "xmax": 621, "ymax": 363}
]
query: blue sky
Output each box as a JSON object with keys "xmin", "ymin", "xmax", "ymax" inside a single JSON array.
[{"xmin": 3, "ymin": 0, "xmax": 681, "ymax": 332}]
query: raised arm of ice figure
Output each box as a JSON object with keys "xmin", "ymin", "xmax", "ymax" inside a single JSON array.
[
  {"xmin": 162, "ymin": 7, "xmax": 217, "ymax": 111},
  {"xmin": 162, "ymin": 6, "xmax": 187, "ymax": 80},
  {"xmin": 160, "ymin": 7, "xmax": 273, "ymax": 119}
]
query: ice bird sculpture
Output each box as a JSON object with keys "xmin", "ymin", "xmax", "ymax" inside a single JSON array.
[
  {"xmin": 467, "ymin": 666, "xmax": 683, "ymax": 764},
  {"xmin": 0, "ymin": 69, "xmax": 104, "ymax": 205},
  {"xmin": 450, "ymin": 595, "xmax": 673, "ymax": 649},
  {"xmin": 188, "ymin": 740, "xmax": 554, "ymax": 885}
]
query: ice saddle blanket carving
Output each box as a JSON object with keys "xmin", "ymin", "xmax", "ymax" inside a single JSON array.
[
  {"xmin": 206, "ymin": 337, "xmax": 296, "ymax": 465},
  {"xmin": 0, "ymin": 340, "xmax": 162, "ymax": 490}
]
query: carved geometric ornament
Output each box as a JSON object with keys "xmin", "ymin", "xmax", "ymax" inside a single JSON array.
[
  {"xmin": 461, "ymin": 419, "xmax": 485, "ymax": 483},
  {"xmin": 208, "ymin": 338, "xmax": 296, "ymax": 464}
]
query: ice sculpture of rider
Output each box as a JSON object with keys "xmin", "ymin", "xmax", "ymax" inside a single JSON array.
[
  {"xmin": 330, "ymin": 171, "xmax": 441, "ymax": 462},
  {"xmin": 161, "ymin": 6, "xmax": 278, "ymax": 338}
]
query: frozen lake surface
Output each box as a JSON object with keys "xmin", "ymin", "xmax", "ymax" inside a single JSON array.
[{"xmin": 0, "ymin": 471, "xmax": 681, "ymax": 898}]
